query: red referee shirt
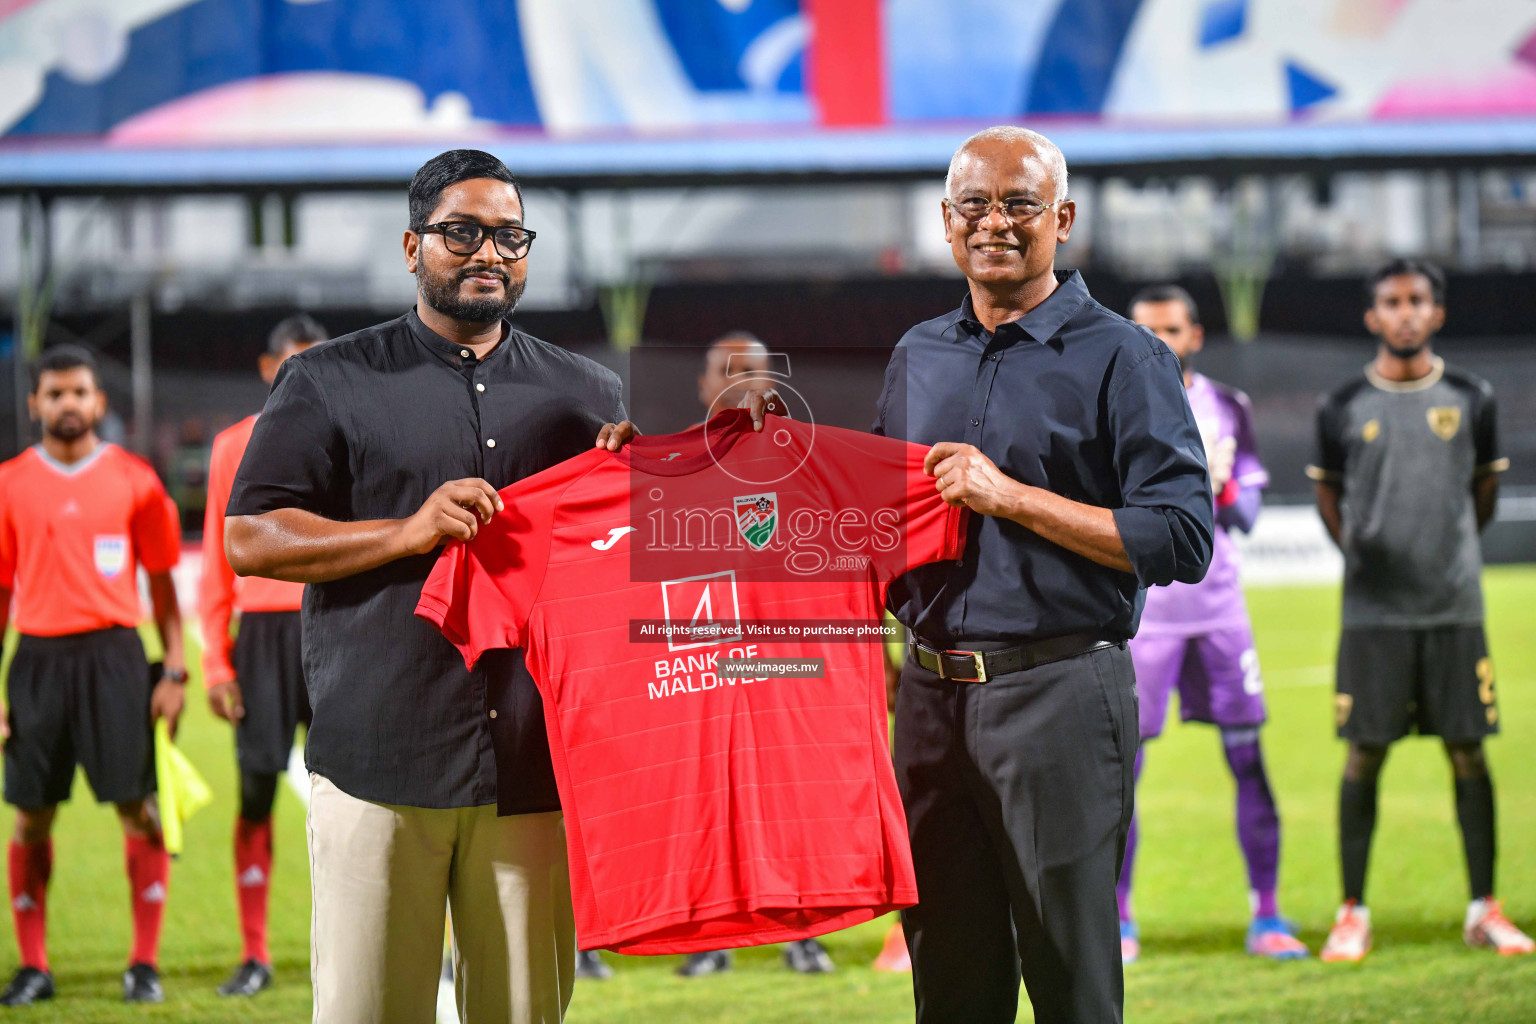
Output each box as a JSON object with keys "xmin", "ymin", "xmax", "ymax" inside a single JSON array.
[
  {"xmin": 0, "ymin": 443, "xmax": 180, "ymax": 637},
  {"xmin": 418, "ymin": 411, "xmax": 966, "ymax": 954},
  {"xmin": 199, "ymin": 414, "xmax": 305, "ymax": 687}
]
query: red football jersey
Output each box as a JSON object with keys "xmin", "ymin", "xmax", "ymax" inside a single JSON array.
[
  {"xmin": 0, "ymin": 443, "xmax": 180, "ymax": 637},
  {"xmin": 417, "ymin": 411, "xmax": 967, "ymax": 954},
  {"xmin": 199, "ymin": 414, "xmax": 306, "ymax": 687}
]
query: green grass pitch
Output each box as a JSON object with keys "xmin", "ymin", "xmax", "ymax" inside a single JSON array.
[{"xmin": 1, "ymin": 568, "xmax": 1533, "ymax": 1022}]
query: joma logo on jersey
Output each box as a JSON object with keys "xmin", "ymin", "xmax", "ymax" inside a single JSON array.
[
  {"xmin": 659, "ymin": 570, "xmax": 743, "ymax": 651},
  {"xmin": 734, "ymin": 493, "xmax": 777, "ymax": 551}
]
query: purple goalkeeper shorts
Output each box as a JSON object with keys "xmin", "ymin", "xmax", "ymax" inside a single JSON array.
[{"xmin": 1128, "ymin": 626, "xmax": 1267, "ymax": 740}]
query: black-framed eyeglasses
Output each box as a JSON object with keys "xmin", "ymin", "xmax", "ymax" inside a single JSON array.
[
  {"xmin": 420, "ymin": 221, "xmax": 536, "ymax": 260},
  {"xmin": 944, "ymin": 197, "xmax": 1061, "ymax": 224}
]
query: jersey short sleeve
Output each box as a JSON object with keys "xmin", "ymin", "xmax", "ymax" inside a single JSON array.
[
  {"xmin": 417, "ymin": 454, "xmax": 598, "ymax": 668},
  {"xmin": 129, "ymin": 461, "xmax": 181, "ymax": 574},
  {"xmin": 801, "ymin": 427, "xmax": 967, "ymax": 582},
  {"xmin": 1471, "ymin": 381, "xmax": 1508, "ymax": 476},
  {"xmin": 227, "ymin": 358, "xmax": 345, "ymax": 518},
  {"xmin": 0, "ymin": 469, "xmax": 15, "ymax": 590}
]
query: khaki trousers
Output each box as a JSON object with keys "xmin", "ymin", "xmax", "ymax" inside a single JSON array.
[{"xmin": 308, "ymin": 774, "xmax": 574, "ymax": 1024}]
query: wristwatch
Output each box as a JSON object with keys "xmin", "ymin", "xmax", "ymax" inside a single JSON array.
[{"xmin": 163, "ymin": 668, "xmax": 189, "ymax": 684}]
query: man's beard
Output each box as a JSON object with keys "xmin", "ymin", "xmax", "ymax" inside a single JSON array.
[
  {"xmin": 1385, "ymin": 340, "xmax": 1428, "ymax": 359},
  {"xmin": 1176, "ymin": 350, "xmax": 1195, "ymax": 375},
  {"xmin": 417, "ymin": 263, "xmax": 525, "ymax": 323},
  {"xmin": 44, "ymin": 412, "xmax": 91, "ymax": 443}
]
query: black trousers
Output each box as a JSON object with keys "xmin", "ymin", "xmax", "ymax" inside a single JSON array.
[{"xmin": 895, "ymin": 642, "xmax": 1139, "ymax": 1024}]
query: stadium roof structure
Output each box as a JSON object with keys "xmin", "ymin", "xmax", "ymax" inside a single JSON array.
[{"xmin": 2, "ymin": 117, "xmax": 1535, "ymax": 197}]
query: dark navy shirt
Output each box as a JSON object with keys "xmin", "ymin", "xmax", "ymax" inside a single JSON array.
[
  {"xmin": 873, "ymin": 271, "xmax": 1213, "ymax": 644},
  {"xmin": 228, "ymin": 308, "xmax": 626, "ymax": 812}
]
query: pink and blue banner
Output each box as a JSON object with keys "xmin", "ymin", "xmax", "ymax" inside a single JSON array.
[{"xmin": 0, "ymin": 0, "xmax": 1531, "ymax": 183}]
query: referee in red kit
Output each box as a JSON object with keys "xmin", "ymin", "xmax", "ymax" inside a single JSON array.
[
  {"xmin": 199, "ymin": 313, "xmax": 327, "ymax": 997},
  {"xmin": 0, "ymin": 345, "xmax": 186, "ymax": 1006}
]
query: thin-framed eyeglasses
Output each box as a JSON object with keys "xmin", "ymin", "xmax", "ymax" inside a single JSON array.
[
  {"xmin": 419, "ymin": 221, "xmax": 536, "ymax": 261},
  {"xmin": 944, "ymin": 197, "xmax": 1062, "ymax": 224}
]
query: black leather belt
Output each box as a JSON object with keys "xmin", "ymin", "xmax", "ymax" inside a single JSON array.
[{"xmin": 911, "ymin": 633, "xmax": 1119, "ymax": 683}]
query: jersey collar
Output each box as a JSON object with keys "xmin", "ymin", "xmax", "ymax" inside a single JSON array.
[
  {"xmin": 1365, "ymin": 355, "xmax": 1444, "ymax": 393},
  {"xmin": 615, "ymin": 409, "xmax": 751, "ymax": 477},
  {"xmin": 31, "ymin": 440, "xmax": 109, "ymax": 475}
]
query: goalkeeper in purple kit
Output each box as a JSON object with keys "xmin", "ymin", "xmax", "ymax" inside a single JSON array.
[{"xmin": 1118, "ymin": 286, "xmax": 1308, "ymax": 963}]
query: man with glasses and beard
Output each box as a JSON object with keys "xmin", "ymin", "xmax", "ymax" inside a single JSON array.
[
  {"xmin": 0, "ymin": 345, "xmax": 186, "ymax": 1006},
  {"xmin": 225, "ymin": 150, "xmax": 636, "ymax": 1023}
]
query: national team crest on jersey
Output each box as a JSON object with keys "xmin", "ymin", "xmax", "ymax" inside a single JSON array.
[
  {"xmin": 1427, "ymin": 406, "xmax": 1461, "ymax": 440},
  {"xmin": 94, "ymin": 535, "xmax": 128, "ymax": 579},
  {"xmin": 734, "ymin": 493, "xmax": 777, "ymax": 551}
]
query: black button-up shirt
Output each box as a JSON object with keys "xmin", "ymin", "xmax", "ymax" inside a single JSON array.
[
  {"xmin": 227, "ymin": 309, "xmax": 626, "ymax": 810},
  {"xmin": 873, "ymin": 271, "xmax": 1213, "ymax": 644}
]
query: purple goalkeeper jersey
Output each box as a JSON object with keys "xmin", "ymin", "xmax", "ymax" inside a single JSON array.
[{"xmin": 1139, "ymin": 373, "xmax": 1268, "ymax": 636}]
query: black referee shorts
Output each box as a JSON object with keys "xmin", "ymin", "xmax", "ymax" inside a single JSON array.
[
  {"xmin": 895, "ymin": 642, "xmax": 1137, "ymax": 1024},
  {"xmin": 1335, "ymin": 624, "xmax": 1498, "ymax": 746},
  {"xmin": 4, "ymin": 627, "xmax": 156, "ymax": 808},
  {"xmin": 232, "ymin": 610, "xmax": 311, "ymax": 775}
]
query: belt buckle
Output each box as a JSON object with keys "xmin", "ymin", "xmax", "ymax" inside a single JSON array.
[{"xmin": 944, "ymin": 649, "xmax": 988, "ymax": 684}]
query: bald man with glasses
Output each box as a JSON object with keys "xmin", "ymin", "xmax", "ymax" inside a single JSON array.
[{"xmin": 873, "ymin": 127, "xmax": 1213, "ymax": 1024}]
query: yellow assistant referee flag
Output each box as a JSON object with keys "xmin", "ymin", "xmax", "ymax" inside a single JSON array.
[{"xmin": 154, "ymin": 720, "xmax": 213, "ymax": 856}]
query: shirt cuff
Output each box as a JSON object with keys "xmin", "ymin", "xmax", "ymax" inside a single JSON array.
[{"xmin": 1112, "ymin": 505, "xmax": 1175, "ymax": 588}]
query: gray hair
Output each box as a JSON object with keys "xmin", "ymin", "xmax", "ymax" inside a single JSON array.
[{"xmin": 945, "ymin": 126, "xmax": 1069, "ymax": 203}]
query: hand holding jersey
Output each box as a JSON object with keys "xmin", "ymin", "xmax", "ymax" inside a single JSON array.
[{"xmin": 398, "ymin": 478, "xmax": 505, "ymax": 553}]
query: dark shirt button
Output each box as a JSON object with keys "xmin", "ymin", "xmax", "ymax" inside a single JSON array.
[{"xmin": 970, "ymin": 418, "xmax": 980, "ymax": 426}]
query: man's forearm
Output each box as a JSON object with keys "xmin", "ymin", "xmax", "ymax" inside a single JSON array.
[
  {"xmin": 148, "ymin": 575, "xmax": 185, "ymax": 673},
  {"xmin": 1314, "ymin": 482, "xmax": 1343, "ymax": 548},
  {"xmin": 226, "ymin": 508, "xmax": 409, "ymax": 584},
  {"xmin": 1474, "ymin": 474, "xmax": 1499, "ymax": 532},
  {"xmin": 1005, "ymin": 485, "xmax": 1134, "ymax": 574}
]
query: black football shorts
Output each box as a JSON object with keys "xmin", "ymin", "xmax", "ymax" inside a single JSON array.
[
  {"xmin": 231, "ymin": 610, "xmax": 311, "ymax": 775},
  {"xmin": 4, "ymin": 627, "xmax": 156, "ymax": 807},
  {"xmin": 1335, "ymin": 624, "xmax": 1498, "ymax": 746}
]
